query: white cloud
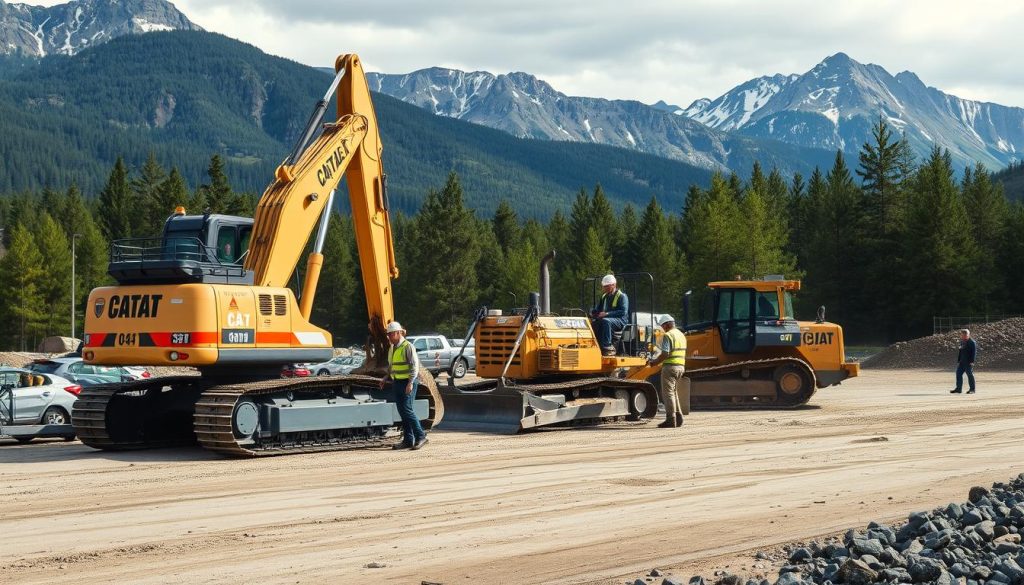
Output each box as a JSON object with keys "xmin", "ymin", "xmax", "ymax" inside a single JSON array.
[{"xmin": 24, "ymin": 0, "xmax": 1024, "ymax": 107}]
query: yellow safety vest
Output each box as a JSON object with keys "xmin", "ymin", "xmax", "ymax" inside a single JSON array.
[
  {"xmin": 663, "ymin": 328, "xmax": 687, "ymax": 366},
  {"xmin": 390, "ymin": 339, "xmax": 413, "ymax": 380},
  {"xmin": 600, "ymin": 290, "xmax": 623, "ymax": 309}
]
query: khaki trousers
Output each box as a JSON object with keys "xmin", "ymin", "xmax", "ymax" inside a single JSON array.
[{"xmin": 661, "ymin": 364, "xmax": 690, "ymax": 416}]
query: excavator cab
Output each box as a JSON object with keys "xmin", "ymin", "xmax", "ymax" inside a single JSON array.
[{"xmin": 108, "ymin": 213, "xmax": 255, "ymax": 285}]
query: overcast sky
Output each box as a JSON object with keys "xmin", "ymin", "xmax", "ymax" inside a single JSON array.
[{"xmin": 33, "ymin": 0, "xmax": 1024, "ymax": 108}]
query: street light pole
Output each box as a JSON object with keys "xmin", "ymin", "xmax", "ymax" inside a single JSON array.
[{"xmin": 71, "ymin": 233, "xmax": 82, "ymax": 341}]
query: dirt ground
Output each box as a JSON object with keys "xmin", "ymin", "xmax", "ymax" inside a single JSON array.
[{"xmin": 1, "ymin": 368, "xmax": 1021, "ymax": 585}]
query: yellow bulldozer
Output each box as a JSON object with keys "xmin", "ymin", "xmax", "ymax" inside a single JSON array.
[{"xmin": 439, "ymin": 254, "xmax": 859, "ymax": 432}]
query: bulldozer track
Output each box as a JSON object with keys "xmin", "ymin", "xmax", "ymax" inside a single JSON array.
[
  {"xmin": 73, "ymin": 373, "xmax": 443, "ymax": 458},
  {"xmin": 686, "ymin": 357, "xmax": 817, "ymax": 409}
]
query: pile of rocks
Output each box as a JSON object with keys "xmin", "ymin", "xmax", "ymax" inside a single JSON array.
[
  {"xmin": 631, "ymin": 474, "xmax": 1024, "ymax": 585},
  {"xmin": 862, "ymin": 318, "xmax": 1024, "ymax": 371},
  {"xmin": 0, "ymin": 351, "xmax": 38, "ymax": 368}
]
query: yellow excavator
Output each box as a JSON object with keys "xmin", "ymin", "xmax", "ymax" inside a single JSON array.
[
  {"xmin": 439, "ymin": 255, "xmax": 858, "ymax": 432},
  {"xmin": 73, "ymin": 54, "xmax": 442, "ymax": 457}
]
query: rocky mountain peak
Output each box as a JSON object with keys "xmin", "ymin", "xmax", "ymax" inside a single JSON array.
[{"xmin": 0, "ymin": 0, "xmax": 200, "ymax": 57}]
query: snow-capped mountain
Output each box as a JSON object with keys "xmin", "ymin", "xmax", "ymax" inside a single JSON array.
[
  {"xmin": 683, "ymin": 74, "xmax": 799, "ymax": 132},
  {"xmin": 683, "ymin": 53, "xmax": 1024, "ymax": 170},
  {"xmin": 0, "ymin": 0, "xmax": 199, "ymax": 57},
  {"xmin": 367, "ymin": 68, "xmax": 834, "ymax": 175}
]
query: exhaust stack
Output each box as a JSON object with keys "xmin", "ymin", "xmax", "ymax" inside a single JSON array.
[{"xmin": 539, "ymin": 250, "xmax": 556, "ymax": 315}]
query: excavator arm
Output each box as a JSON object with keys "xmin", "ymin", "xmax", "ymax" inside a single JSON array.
[{"xmin": 245, "ymin": 54, "xmax": 398, "ymax": 366}]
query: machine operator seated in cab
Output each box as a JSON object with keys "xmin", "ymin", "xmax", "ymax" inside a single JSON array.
[{"xmin": 590, "ymin": 274, "xmax": 629, "ymax": 356}]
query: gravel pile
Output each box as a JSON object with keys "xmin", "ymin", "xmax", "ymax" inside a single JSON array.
[
  {"xmin": 635, "ymin": 474, "xmax": 1024, "ymax": 585},
  {"xmin": 862, "ymin": 318, "xmax": 1024, "ymax": 371},
  {"xmin": 0, "ymin": 352, "xmax": 41, "ymax": 368}
]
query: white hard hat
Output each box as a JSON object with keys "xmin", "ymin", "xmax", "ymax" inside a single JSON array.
[
  {"xmin": 659, "ymin": 315, "xmax": 676, "ymax": 326},
  {"xmin": 601, "ymin": 274, "xmax": 617, "ymax": 286},
  {"xmin": 385, "ymin": 321, "xmax": 405, "ymax": 334}
]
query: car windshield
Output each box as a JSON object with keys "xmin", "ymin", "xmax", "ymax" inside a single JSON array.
[{"xmin": 28, "ymin": 361, "xmax": 61, "ymax": 374}]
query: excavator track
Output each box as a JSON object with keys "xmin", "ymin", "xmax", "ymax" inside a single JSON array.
[
  {"xmin": 438, "ymin": 376, "xmax": 659, "ymax": 433},
  {"xmin": 194, "ymin": 373, "xmax": 443, "ymax": 457},
  {"xmin": 73, "ymin": 372, "xmax": 443, "ymax": 457},
  {"xmin": 73, "ymin": 376, "xmax": 206, "ymax": 450},
  {"xmin": 685, "ymin": 357, "xmax": 817, "ymax": 409}
]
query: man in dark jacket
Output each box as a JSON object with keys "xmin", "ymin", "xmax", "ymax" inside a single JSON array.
[{"xmin": 950, "ymin": 329, "xmax": 977, "ymax": 394}]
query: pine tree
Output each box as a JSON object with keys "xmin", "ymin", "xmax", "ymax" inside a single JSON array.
[
  {"xmin": 961, "ymin": 163, "xmax": 1008, "ymax": 313},
  {"xmin": 401, "ymin": 172, "xmax": 481, "ymax": 335},
  {"xmin": 311, "ymin": 213, "xmax": 358, "ymax": 341},
  {"xmin": 1001, "ymin": 203, "xmax": 1024, "ymax": 313},
  {"xmin": 589, "ymin": 184, "xmax": 620, "ymax": 262},
  {"xmin": 132, "ymin": 152, "xmax": 167, "ymax": 236},
  {"xmin": 97, "ymin": 157, "xmax": 133, "ymax": 240},
  {"xmin": 34, "ymin": 213, "xmax": 73, "ymax": 335},
  {"xmin": 802, "ymin": 152, "xmax": 868, "ymax": 336},
  {"xmin": 197, "ymin": 154, "xmax": 233, "ymax": 213},
  {"xmin": 155, "ymin": 167, "xmax": 191, "ymax": 220},
  {"xmin": 0, "ymin": 224, "xmax": 46, "ymax": 349},
  {"xmin": 492, "ymin": 199, "xmax": 521, "ymax": 253},
  {"xmin": 733, "ymin": 188, "xmax": 797, "ymax": 280},
  {"xmin": 899, "ymin": 147, "xmax": 980, "ymax": 336},
  {"xmin": 576, "ymin": 227, "xmax": 612, "ymax": 307},
  {"xmin": 684, "ymin": 173, "xmax": 744, "ymax": 300},
  {"xmin": 633, "ymin": 197, "xmax": 683, "ymax": 314},
  {"xmin": 615, "ymin": 203, "xmax": 640, "ymax": 274}
]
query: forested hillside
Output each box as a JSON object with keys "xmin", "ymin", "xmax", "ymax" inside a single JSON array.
[
  {"xmin": 1, "ymin": 119, "xmax": 1021, "ymax": 350},
  {"xmin": 0, "ymin": 30, "xmax": 714, "ymax": 217}
]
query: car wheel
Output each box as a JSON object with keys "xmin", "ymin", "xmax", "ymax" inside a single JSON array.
[
  {"xmin": 14, "ymin": 437, "xmax": 33, "ymax": 444},
  {"xmin": 317, "ymin": 369, "xmax": 330, "ymax": 377},
  {"xmin": 42, "ymin": 406, "xmax": 70, "ymax": 426},
  {"xmin": 451, "ymin": 358, "xmax": 468, "ymax": 379}
]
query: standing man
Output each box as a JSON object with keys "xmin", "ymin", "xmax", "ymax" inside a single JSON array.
[
  {"xmin": 383, "ymin": 321, "xmax": 428, "ymax": 449},
  {"xmin": 950, "ymin": 328, "xmax": 977, "ymax": 394},
  {"xmin": 648, "ymin": 315, "xmax": 687, "ymax": 428},
  {"xmin": 591, "ymin": 274, "xmax": 629, "ymax": 356}
]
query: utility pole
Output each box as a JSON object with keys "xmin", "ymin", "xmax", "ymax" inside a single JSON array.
[{"xmin": 71, "ymin": 233, "xmax": 82, "ymax": 341}]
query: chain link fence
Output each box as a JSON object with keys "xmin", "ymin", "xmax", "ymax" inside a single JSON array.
[{"xmin": 933, "ymin": 315, "xmax": 1022, "ymax": 335}]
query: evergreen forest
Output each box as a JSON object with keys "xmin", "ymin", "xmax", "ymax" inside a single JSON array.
[{"xmin": 2, "ymin": 119, "xmax": 1021, "ymax": 351}]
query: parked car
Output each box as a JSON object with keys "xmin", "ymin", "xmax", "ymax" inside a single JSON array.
[
  {"xmin": 280, "ymin": 364, "xmax": 312, "ymax": 378},
  {"xmin": 310, "ymin": 354, "xmax": 365, "ymax": 376},
  {"xmin": 405, "ymin": 334, "xmax": 475, "ymax": 378},
  {"xmin": 0, "ymin": 368, "xmax": 80, "ymax": 441},
  {"xmin": 28, "ymin": 357, "xmax": 133, "ymax": 386},
  {"xmin": 120, "ymin": 366, "xmax": 152, "ymax": 380}
]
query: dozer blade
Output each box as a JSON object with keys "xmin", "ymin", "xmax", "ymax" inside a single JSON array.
[
  {"xmin": 437, "ymin": 378, "xmax": 655, "ymax": 434},
  {"xmin": 437, "ymin": 381, "xmax": 528, "ymax": 434}
]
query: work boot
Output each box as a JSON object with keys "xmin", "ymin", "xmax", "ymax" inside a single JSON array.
[
  {"xmin": 676, "ymin": 413, "xmax": 684, "ymax": 426},
  {"xmin": 411, "ymin": 436, "xmax": 429, "ymax": 450},
  {"xmin": 657, "ymin": 417, "xmax": 678, "ymax": 428},
  {"xmin": 950, "ymin": 389, "xmax": 962, "ymax": 394},
  {"xmin": 966, "ymin": 389, "xmax": 976, "ymax": 394},
  {"xmin": 601, "ymin": 345, "xmax": 617, "ymax": 356},
  {"xmin": 392, "ymin": 441, "xmax": 412, "ymax": 450}
]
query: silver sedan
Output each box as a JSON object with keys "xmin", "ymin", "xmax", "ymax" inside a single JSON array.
[{"xmin": 0, "ymin": 368, "xmax": 80, "ymax": 441}]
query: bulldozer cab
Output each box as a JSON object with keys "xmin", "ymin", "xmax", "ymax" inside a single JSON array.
[
  {"xmin": 107, "ymin": 213, "xmax": 255, "ymax": 285},
  {"xmin": 686, "ymin": 277, "xmax": 802, "ymax": 355},
  {"xmin": 579, "ymin": 272, "xmax": 658, "ymax": 358}
]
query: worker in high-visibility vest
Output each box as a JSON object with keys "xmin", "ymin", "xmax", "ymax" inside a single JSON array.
[
  {"xmin": 647, "ymin": 314, "xmax": 688, "ymax": 428},
  {"xmin": 382, "ymin": 321, "xmax": 428, "ymax": 450}
]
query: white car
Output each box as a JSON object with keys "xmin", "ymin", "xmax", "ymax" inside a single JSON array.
[{"xmin": 0, "ymin": 368, "xmax": 80, "ymax": 442}]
